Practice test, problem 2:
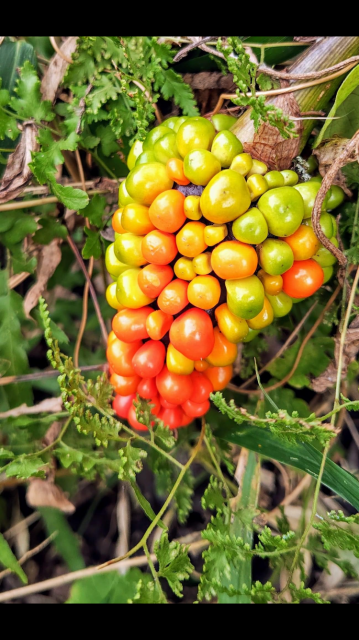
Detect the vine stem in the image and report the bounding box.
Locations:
[0,365,106,387]
[49,37,73,64]
[99,420,206,570]
[204,435,233,499]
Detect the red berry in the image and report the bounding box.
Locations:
[170,309,215,361]
[156,366,193,405]
[158,407,184,430]
[113,394,135,420]
[183,399,211,418]
[190,371,213,404]
[132,341,166,378]
[137,377,158,400]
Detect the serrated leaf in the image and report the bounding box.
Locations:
[95,124,120,157]
[155,533,194,598]
[129,578,167,604]
[267,336,334,389]
[30,130,79,185]
[10,61,54,123]
[0,533,28,584]
[6,457,46,480]
[80,194,106,229]
[82,228,102,260]
[51,182,89,211]
[67,569,146,604]
[54,448,84,469]
[118,443,147,483]
[156,69,198,116]
[0,86,19,141]
[33,217,68,245]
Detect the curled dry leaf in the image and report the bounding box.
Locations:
[312,316,359,393]
[313,138,355,196]
[0,397,63,419]
[24,239,62,318]
[244,91,304,170]
[27,480,75,515]
[41,36,79,103]
[0,123,39,204]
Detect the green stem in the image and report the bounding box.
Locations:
[90,151,119,182]
[143,542,163,595]
[204,435,234,499]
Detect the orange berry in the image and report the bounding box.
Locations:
[258,270,283,296]
[149,190,186,233]
[211,241,258,280]
[112,307,151,343]
[121,203,156,236]
[146,310,174,341]
[138,264,173,298]
[112,208,126,234]
[110,373,141,397]
[195,360,210,373]
[188,275,221,310]
[142,230,178,265]
[166,158,190,186]
[107,339,142,377]
[206,328,238,367]
[176,222,208,258]
[283,225,321,261]
[158,279,189,316]
[204,365,234,391]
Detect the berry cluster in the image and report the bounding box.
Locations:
[106,115,344,431]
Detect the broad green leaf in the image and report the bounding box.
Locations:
[25,37,53,60]
[6,458,46,480]
[33,217,68,245]
[0,533,28,584]
[80,194,106,228]
[213,413,359,511]
[51,182,89,211]
[267,336,334,389]
[10,61,54,123]
[315,64,359,146]
[0,448,14,460]
[40,508,85,572]
[0,40,37,93]
[82,228,102,260]
[67,569,146,604]
[0,85,19,141]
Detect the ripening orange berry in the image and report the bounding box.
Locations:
[166,158,190,186]
[206,328,238,367]
[146,310,174,341]
[142,230,178,265]
[282,225,321,261]
[211,241,258,280]
[138,264,174,298]
[204,365,234,392]
[112,208,126,234]
[176,222,208,258]
[188,275,221,311]
[158,279,189,316]
[149,190,187,233]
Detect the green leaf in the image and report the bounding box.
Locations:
[267,336,334,389]
[10,61,54,123]
[0,40,37,93]
[316,64,359,146]
[129,578,167,604]
[155,533,194,598]
[33,217,68,245]
[130,481,166,529]
[67,569,146,604]
[95,124,120,157]
[214,415,359,511]
[6,457,46,480]
[40,508,85,572]
[0,448,15,460]
[51,182,89,211]
[0,85,19,141]
[30,129,79,186]
[80,194,107,228]
[157,69,198,116]
[118,443,147,483]
[0,533,28,584]
[82,228,102,260]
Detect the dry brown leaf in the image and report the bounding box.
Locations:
[27,480,75,515]
[0,123,39,204]
[41,37,78,103]
[313,138,356,196]
[183,72,235,91]
[313,316,359,393]
[24,240,62,318]
[0,397,63,419]
[245,92,304,170]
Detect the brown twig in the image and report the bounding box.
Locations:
[344,412,359,450]
[0,533,58,582]
[66,234,108,347]
[312,131,359,268]
[49,37,73,65]
[228,286,342,397]
[76,84,94,135]
[0,365,107,388]
[173,37,223,62]
[258,56,359,81]
[0,189,111,213]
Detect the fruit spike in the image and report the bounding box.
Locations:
[106,116,345,432]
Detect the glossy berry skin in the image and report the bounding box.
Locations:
[146,310,174,341]
[137,377,158,400]
[158,280,189,316]
[136,151,157,166]
[113,394,136,420]
[119,180,135,207]
[154,132,181,164]
[193,253,213,276]
[313,239,338,268]
[201,170,251,224]
[110,373,141,397]
[190,371,213,404]
[106,282,124,311]
[204,366,234,392]
[117,269,155,310]
[149,190,186,233]
[283,225,321,261]
[170,309,215,361]
[184,150,221,186]
[258,187,305,237]
[206,327,238,367]
[267,292,293,318]
[258,270,283,296]
[138,264,173,298]
[211,131,244,168]
[248,159,268,177]
[226,276,265,320]
[167,344,194,376]
[204,224,228,247]
[164,116,188,132]
[132,341,166,379]
[188,275,221,311]
[259,239,294,277]
[265,171,285,189]
[143,126,171,151]
[230,153,253,177]
[106,243,129,279]
[174,257,196,281]
[212,114,237,131]
[142,230,178,266]
[107,339,142,377]
[247,297,274,331]
[126,163,174,206]
[158,407,184,431]
[112,209,126,234]
[166,158,190,186]
[293,182,328,219]
[303,213,334,239]
[112,307,151,343]
[121,203,155,236]
[127,140,144,171]
[215,304,249,344]
[194,360,210,373]
[156,366,193,405]
[247,175,269,201]
[326,185,345,211]
[176,117,216,157]
[176,222,207,258]
[184,195,202,221]
[211,241,258,281]
[282,260,324,299]
[323,265,334,284]
[115,234,148,268]
[183,399,210,419]
[232,209,268,245]
[243,328,260,343]
[281,170,299,187]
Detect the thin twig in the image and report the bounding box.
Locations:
[173,37,223,62]
[0,533,58,582]
[49,37,73,64]
[0,365,107,387]
[2,513,41,541]
[0,189,111,213]
[66,234,108,347]
[344,412,359,450]
[258,56,359,81]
